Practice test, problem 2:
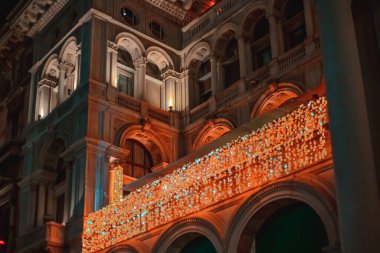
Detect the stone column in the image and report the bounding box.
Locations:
[63,162,72,224]
[210,56,218,95]
[317,0,380,253]
[58,62,67,103]
[28,72,36,123]
[29,183,38,229]
[217,58,224,91]
[107,41,119,88]
[162,70,179,110]
[74,45,81,91]
[134,56,147,100]
[303,0,314,37]
[37,182,47,226]
[267,14,280,58]
[238,36,247,78]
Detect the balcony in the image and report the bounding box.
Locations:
[188,36,321,126]
[83,97,330,253]
[17,222,65,253]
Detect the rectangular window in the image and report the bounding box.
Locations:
[117,69,134,96]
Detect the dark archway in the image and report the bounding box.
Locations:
[180,235,217,253]
[166,232,217,253]
[246,202,328,253]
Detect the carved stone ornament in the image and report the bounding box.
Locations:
[107,41,119,52]
[38,78,58,88]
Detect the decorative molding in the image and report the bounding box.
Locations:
[0,0,69,55]
[107,40,119,52]
[38,78,58,88]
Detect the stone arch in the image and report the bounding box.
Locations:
[152,217,224,253]
[212,22,239,56]
[185,41,211,68]
[250,82,303,119]
[193,118,235,151]
[42,54,60,80]
[116,124,170,164]
[107,243,140,253]
[146,46,174,72]
[238,1,269,38]
[38,129,71,170]
[116,33,145,62]
[225,180,340,252]
[59,36,78,63]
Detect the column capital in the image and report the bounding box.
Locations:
[161,69,182,80]
[107,41,119,52]
[133,55,148,67]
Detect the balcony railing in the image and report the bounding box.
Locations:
[182,0,252,45]
[216,82,240,107]
[189,101,211,124]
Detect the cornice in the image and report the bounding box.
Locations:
[0,0,69,56]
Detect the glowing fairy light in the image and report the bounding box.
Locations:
[82,97,329,253]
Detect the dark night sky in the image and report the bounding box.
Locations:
[0,1,22,28]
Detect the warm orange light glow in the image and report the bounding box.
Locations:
[82,97,329,253]
[169,97,173,108]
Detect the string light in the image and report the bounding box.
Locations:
[82,97,329,253]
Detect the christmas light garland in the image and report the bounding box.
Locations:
[83,97,329,253]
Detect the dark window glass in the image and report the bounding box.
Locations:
[117,73,134,96]
[198,59,212,103]
[121,8,137,25]
[283,0,306,50]
[256,46,272,68]
[253,16,270,41]
[225,38,238,60]
[149,21,165,39]
[284,0,304,20]
[125,140,153,178]
[288,24,306,49]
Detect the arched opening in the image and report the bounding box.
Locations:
[189,57,212,107]
[39,138,68,225]
[186,42,212,108]
[214,28,240,89]
[117,48,135,96]
[242,9,272,71]
[251,83,302,119]
[145,61,164,108]
[145,48,173,109]
[223,37,240,88]
[251,16,271,69]
[124,139,153,178]
[275,0,306,51]
[60,40,79,99]
[36,56,59,119]
[167,233,217,253]
[239,202,328,253]
[193,119,234,151]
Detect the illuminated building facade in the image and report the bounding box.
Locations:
[0,0,379,253]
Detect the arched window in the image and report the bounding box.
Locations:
[124,140,153,179]
[117,49,135,96]
[36,58,59,119]
[198,59,212,103]
[121,7,137,26]
[145,61,163,108]
[251,15,271,69]
[223,38,240,88]
[282,0,306,50]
